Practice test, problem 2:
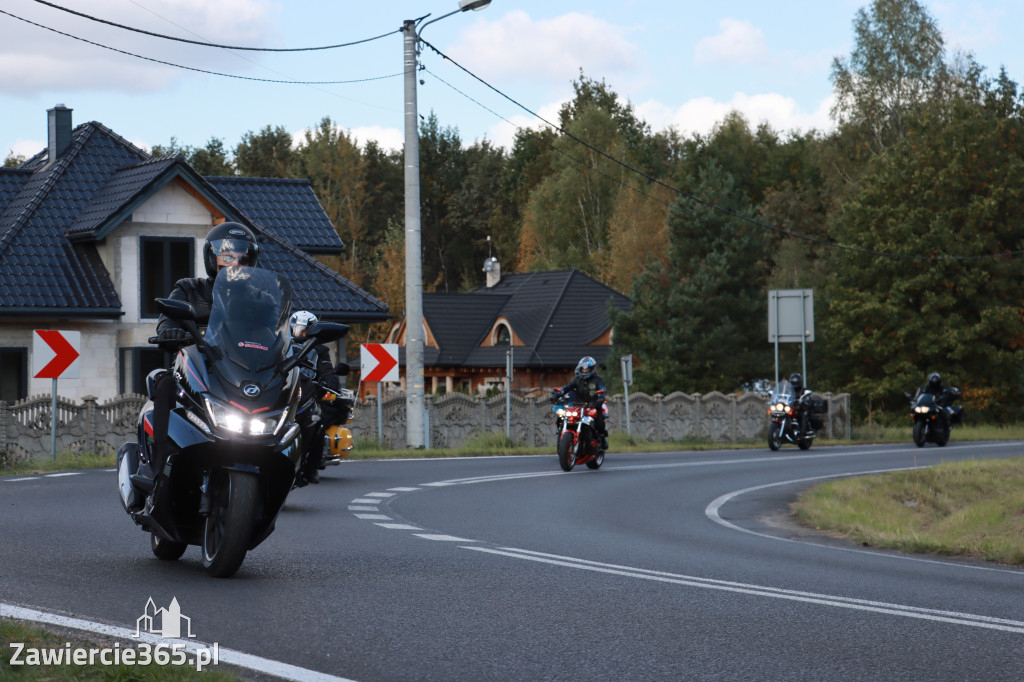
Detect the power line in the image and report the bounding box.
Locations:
[32,0,398,51]
[420,38,1024,263]
[0,9,402,85]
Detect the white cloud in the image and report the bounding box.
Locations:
[446,10,639,90]
[638,92,836,139]
[0,0,278,92]
[349,125,403,153]
[694,18,770,67]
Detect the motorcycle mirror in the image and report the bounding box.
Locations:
[155,297,197,321]
[280,337,317,375]
[307,321,350,344]
[335,361,350,376]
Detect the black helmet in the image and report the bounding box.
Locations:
[789,373,803,389]
[928,372,942,389]
[203,222,259,277]
[576,356,597,379]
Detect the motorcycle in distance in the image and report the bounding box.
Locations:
[550,388,605,472]
[903,385,963,447]
[767,379,816,451]
[291,353,356,486]
[115,266,349,577]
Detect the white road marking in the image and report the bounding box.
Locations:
[375,523,421,530]
[347,506,380,512]
[465,546,1024,634]
[353,514,390,520]
[349,498,382,504]
[45,472,82,478]
[387,487,420,492]
[0,603,356,682]
[414,534,475,542]
[363,492,395,497]
[4,477,41,482]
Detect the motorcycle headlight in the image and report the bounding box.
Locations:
[556,408,566,418]
[204,396,285,436]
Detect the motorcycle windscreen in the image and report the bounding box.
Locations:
[203,266,293,385]
[914,392,936,409]
[769,380,795,403]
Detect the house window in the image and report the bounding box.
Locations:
[120,347,172,396]
[493,323,511,346]
[0,348,28,403]
[140,237,193,319]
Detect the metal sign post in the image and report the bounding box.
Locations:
[620,355,633,437]
[505,346,513,440]
[767,290,814,385]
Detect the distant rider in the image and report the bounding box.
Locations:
[290,310,341,485]
[553,356,609,451]
[915,372,962,429]
[789,372,811,433]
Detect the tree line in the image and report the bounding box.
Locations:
[7,0,1023,423]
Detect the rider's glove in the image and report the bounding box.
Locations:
[157,328,187,342]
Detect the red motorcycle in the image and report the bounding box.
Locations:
[551,392,605,472]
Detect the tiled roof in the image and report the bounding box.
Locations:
[422,269,631,370]
[207,177,342,253]
[0,117,387,322]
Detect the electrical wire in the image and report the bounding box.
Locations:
[420,38,1024,263]
[31,0,399,51]
[0,9,402,85]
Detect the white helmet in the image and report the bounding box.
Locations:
[289,310,318,339]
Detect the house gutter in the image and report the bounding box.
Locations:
[0,308,124,318]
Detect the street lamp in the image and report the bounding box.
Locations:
[401,0,491,448]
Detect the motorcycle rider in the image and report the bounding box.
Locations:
[289,310,341,485]
[916,372,962,430]
[553,356,608,451]
[141,222,260,485]
[789,372,811,433]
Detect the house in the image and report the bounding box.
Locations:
[0,105,389,403]
[385,261,632,396]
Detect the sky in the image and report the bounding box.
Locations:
[3,0,1024,161]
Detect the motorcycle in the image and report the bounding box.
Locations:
[766,379,818,451]
[116,266,349,577]
[904,386,963,447]
[320,383,356,465]
[292,353,355,486]
[550,390,605,472]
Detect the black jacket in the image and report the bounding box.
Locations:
[560,373,606,406]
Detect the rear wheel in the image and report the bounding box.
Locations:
[913,421,927,447]
[768,423,782,451]
[202,470,259,578]
[585,448,604,469]
[151,533,187,561]
[557,432,576,472]
[936,424,950,446]
[797,437,812,451]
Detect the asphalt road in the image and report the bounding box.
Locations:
[3,441,1024,681]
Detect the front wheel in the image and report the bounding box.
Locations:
[202,470,259,578]
[768,422,782,451]
[151,532,187,561]
[557,431,576,472]
[913,421,926,447]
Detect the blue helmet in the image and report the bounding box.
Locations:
[576,356,597,379]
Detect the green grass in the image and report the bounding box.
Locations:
[1,620,240,680]
[792,457,1024,565]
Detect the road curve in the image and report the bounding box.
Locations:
[2,441,1023,680]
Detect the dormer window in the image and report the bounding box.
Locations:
[493,322,511,346]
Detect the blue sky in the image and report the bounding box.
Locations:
[3,0,1023,160]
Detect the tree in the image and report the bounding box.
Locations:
[822,69,1024,420]
[830,0,946,154]
[233,125,295,178]
[294,117,369,285]
[150,136,233,176]
[610,162,769,394]
[417,113,467,292]
[3,153,26,168]
[445,139,508,290]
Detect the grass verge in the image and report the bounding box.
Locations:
[792,457,1024,565]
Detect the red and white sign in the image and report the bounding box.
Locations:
[360,343,399,382]
[32,329,81,380]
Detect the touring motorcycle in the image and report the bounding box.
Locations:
[291,349,355,486]
[550,390,605,472]
[904,386,963,447]
[766,379,822,451]
[116,266,349,577]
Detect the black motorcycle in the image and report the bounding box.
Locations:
[767,379,820,451]
[116,266,349,577]
[904,386,963,447]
